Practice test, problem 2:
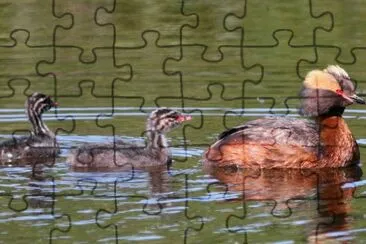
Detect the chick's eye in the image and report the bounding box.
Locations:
[171,117,179,123]
[169,114,179,119]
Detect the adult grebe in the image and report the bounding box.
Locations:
[204,65,365,168]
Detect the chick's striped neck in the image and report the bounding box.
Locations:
[146,119,168,149]
[27,102,53,137]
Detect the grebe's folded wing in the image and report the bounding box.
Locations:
[218,126,249,140]
[217,117,319,148]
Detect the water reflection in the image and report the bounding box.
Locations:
[203,164,362,243]
[1,160,60,212]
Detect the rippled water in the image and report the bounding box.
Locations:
[0,108,366,243]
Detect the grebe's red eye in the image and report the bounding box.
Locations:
[336,89,343,96]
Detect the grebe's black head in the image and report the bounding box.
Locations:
[26,92,58,115]
[147,108,192,133]
[300,65,365,117]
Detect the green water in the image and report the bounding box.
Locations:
[1,0,366,243]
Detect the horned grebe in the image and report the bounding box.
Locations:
[204,65,365,168]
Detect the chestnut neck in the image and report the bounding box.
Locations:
[315,106,348,136]
[314,104,353,144]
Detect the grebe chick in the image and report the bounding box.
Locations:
[68,108,192,169]
[0,93,59,162]
[204,65,365,169]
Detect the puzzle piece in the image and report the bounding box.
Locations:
[235,32,317,115]
[97,172,204,243]
[193,166,262,243]
[96,0,196,47]
[36,47,132,96]
[53,81,144,135]
[181,0,244,60]
[312,0,366,63]
[225,0,332,46]
[54,0,115,62]
[113,32,183,107]
[0,0,72,46]
[0,31,54,96]
[49,177,120,243]
[95,168,163,242]
[163,45,263,108]
[0,169,71,243]
[0,79,30,109]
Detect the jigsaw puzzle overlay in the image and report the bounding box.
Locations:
[1,0,366,243]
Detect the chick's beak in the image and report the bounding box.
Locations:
[350,94,366,104]
[177,115,192,122]
[48,96,58,107]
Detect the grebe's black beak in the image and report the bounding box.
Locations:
[350,94,365,104]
